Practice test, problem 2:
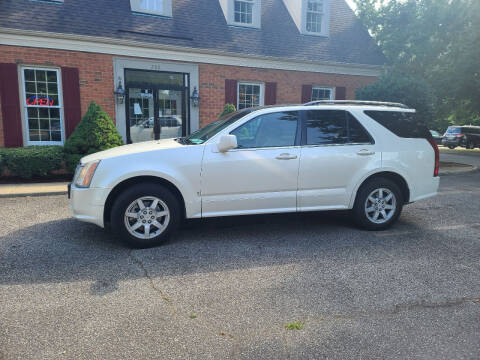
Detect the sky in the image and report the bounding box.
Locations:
[345,0,357,10]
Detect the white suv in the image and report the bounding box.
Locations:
[69,101,440,248]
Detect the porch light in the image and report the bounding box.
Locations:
[190,87,200,107]
[114,78,125,104]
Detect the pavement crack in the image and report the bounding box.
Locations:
[129,250,177,314]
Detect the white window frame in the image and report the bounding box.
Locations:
[233,0,254,25]
[130,0,172,17]
[221,0,261,28]
[237,82,264,110]
[302,0,330,36]
[311,86,334,101]
[20,66,65,146]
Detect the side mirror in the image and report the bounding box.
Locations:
[217,135,238,153]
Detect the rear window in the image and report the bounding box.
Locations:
[446,127,461,134]
[364,111,430,139]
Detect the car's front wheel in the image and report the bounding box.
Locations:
[353,177,403,231]
[111,183,181,248]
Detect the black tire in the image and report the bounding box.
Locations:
[448,145,456,149]
[466,141,474,150]
[110,182,181,248]
[352,177,403,231]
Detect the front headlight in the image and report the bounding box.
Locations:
[74,160,100,188]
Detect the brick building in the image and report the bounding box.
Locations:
[0,0,385,147]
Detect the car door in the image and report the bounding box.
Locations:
[201,110,301,217]
[297,109,380,210]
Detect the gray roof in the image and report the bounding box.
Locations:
[0,0,386,66]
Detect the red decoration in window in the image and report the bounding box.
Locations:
[26,95,54,106]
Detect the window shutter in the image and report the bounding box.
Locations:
[61,67,82,139]
[335,86,346,100]
[225,79,238,106]
[301,84,313,103]
[264,82,277,105]
[0,63,23,147]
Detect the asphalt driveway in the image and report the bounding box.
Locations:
[1,170,479,359]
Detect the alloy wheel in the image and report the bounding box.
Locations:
[124,196,170,239]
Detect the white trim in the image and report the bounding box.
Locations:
[0,27,382,77]
[311,86,334,101]
[19,66,65,146]
[237,82,264,109]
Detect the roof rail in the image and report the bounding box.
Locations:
[304,100,410,109]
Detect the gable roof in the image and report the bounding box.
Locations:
[0,0,386,67]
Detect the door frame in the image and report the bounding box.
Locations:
[124,68,190,143]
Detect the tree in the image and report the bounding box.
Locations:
[64,102,124,171]
[354,0,480,128]
[356,71,436,127]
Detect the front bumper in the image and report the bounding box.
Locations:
[69,185,111,228]
[442,138,463,147]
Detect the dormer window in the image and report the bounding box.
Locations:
[306,0,323,33]
[130,0,172,17]
[282,0,330,36]
[234,0,254,24]
[219,0,261,28]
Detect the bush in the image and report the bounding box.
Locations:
[0,146,64,179]
[356,71,436,126]
[64,102,123,171]
[218,104,236,119]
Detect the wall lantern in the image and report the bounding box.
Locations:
[190,86,200,107]
[114,78,125,104]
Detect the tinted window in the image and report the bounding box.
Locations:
[348,112,373,144]
[231,111,298,148]
[304,110,373,145]
[364,111,430,139]
[305,110,348,145]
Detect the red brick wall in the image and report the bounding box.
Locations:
[198,63,377,126]
[0,45,115,146]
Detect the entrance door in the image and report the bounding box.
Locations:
[125,69,189,143]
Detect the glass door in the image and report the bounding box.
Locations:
[157,89,184,140]
[125,69,189,144]
[127,88,155,143]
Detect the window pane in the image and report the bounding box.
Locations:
[364,111,430,139]
[234,0,253,24]
[305,110,348,145]
[48,82,58,95]
[238,83,261,109]
[47,71,57,82]
[348,113,372,143]
[25,69,35,82]
[51,131,62,142]
[29,130,40,141]
[311,88,332,101]
[25,82,36,94]
[231,111,298,148]
[28,118,39,130]
[36,70,46,82]
[306,0,323,33]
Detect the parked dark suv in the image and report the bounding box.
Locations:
[442,125,480,149]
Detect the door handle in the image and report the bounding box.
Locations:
[357,149,375,156]
[276,153,298,160]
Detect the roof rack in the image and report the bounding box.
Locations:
[304,100,410,109]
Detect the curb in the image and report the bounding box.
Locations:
[0,191,68,199]
[439,165,478,175]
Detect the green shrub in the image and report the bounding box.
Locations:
[64,102,123,171]
[0,146,64,179]
[218,104,236,119]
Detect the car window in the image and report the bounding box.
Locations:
[364,111,430,139]
[304,110,348,145]
[231,111,299,149]
[348,112,373,144]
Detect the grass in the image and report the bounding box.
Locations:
[189,313,197,319]
[285,321,304,330]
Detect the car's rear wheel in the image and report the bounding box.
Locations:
[466,140,474,149]
[448,145,456,149]
[111,183,181,248]
[353,177,403,231]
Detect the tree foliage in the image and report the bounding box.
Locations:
[64,102,123,170]
[218,104,236,119]
[354,0,480,130]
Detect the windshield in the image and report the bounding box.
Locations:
[185,109,253,144]
[429,130,440,137]
[446,127,461,134]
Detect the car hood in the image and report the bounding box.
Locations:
[81,138,183,164]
